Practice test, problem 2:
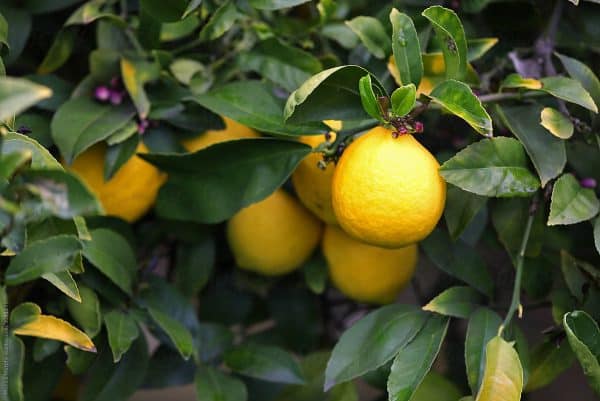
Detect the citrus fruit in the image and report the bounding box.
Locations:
[322,225,417,304]
[227,189,322,276]
[331,126,445,248]
[67,142,165,222]
[182,116,259,152]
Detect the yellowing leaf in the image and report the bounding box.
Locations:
[475,336,523,401]
[13,315,96,352]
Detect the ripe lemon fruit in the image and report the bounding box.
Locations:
[292,133,337,224]
[67,142,165,222]
[227,189,322,276]
[322,225,417,304]
[331,126,445,248]
[182,116,259,152]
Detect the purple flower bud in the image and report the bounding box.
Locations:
[109,91,124,105]
[137,119,150,134]
[580,178,597,189]
[94,86,111,102]
[110,76,121,88]
[414,121,424,133]
[398,126,408,135]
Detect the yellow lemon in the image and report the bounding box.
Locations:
[227,189,322,276]
[322,225,417,304]
[182,116,259,152]
[67,142,165,222]
[331,126,446,248]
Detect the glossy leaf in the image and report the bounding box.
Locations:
[324,304,427,390]
[225,344,305,384]
[284,65,386,123]
[0,77,52,120]
[423,286,484,319]
[467,38,498,62]
[387,316,449,401]
[303,254,328,294]
[139,0,187,22]
[5,235,82,285]
[465,308,502,394]
[195,366,248,401]
[561,251,589,302]
[412,372,463,401]
[147,307,194,360]
[495,104,566,187]
[199,0,241,42]
[439,137,540,197]
[249,0,310,9]
[475,336,523,401]
[548,173,600,225]
[539,76,598,112]
[195,81,327,135]
[3,132,61,169]
[525,340,575,392]
[444,185,487,240]
[121,58,159,119]
[51,97,136,163]
[143,139,310,223]
[37,29,76,74]
[174,236,216,297]
[390,84,416,117]
[556,52,600,109]
[104,310,140,362]
[540,107,573,139]
[491,198,544,258]
[66,285,101,337]
[428,80,492,136]
[346,16,390,59]
[564,311,600,395]
[499,73,542,90]
[358,74,383,121]
[389,9,422,87]
[422,6,468,80]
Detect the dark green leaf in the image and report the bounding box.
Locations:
[104,134,139,180]
[143,138,310,223]
[6,235,82,286]
[564,310,600,395]
[139,0,187,22]
[195,366,247,401]
[423,286,483,319]
[147,307,194,360]
[303,253,328,294]
[0,12,7,51]
[65,1,119,26]
[594,217,600,257]
[556,52,600,109]
[195,81,327,135]
[358,74,383,121]
[248,0,310,10]
[121,58,160,119]
[82,228,137,295]
[428,80,492,136]
[284,65,386,123]
[390,84,416,117]
[496,104,566,186]
[491,198,544,258]
[324,304,427,390]
[66,285,101,337]
[0,77,52,120]
[525,340,574,392]
[199,0,241,42]
[387,316,449,401]
[465,308,502,394]
[499,74,542,90]
[3,132,60,169]
[174,236,216,297]
[467,38,498,62]
[345,16,390,59]
[444,185,487,240]
[225,344,305,384]
[32,338,60,362]
[389,9,422,87]
[421,6,467,80]
[43,271,81,302]
[560,251,589,302]
[439,137,540,197]
[104,310,140,363]
[540,107,573,139]
[198,323,234,363]
[539,76,598,112]
[66,345,97,374]
[548,173,600,225]
[143,346,195,388]
[7,335,24,401]
[0,150,32,181]
[37,28,76,74]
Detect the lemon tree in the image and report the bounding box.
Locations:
[2,1,600,401]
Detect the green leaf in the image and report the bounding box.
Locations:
[525,340,575,392]
[444,185,487,240]
[225,344,305,384]
[143,346,195,388]
[199,0,241,42]
[248,0,310,10]
[539,76,598,112]
[324,304,427,390]
[491,198,544,258]
[65,345,96,374]
[560,251,589,302]
[428,80,492,136]
[195,366,248,401]
[51,97,135,163]
[495,104,566,186]
[439,137,540,197]
[139,0,187,22]
[423,286,484,319]
[390,84,416,117]
[540,107,573,139]
[303,253,328,294]
[5,235,82,286]
[421,6,467,81]
[475,336,523,401]
[387,316,449,401]
[104,134,139,180]
[465,308,502,395]
[195,81,327,135]
[42,271,81,302]
[389,9,423,87]
[345,16,391,59]
[7,335,24,401]
[121,58,160,119]
[421,229,493,296]
[147,307,194,360]
[239,38,322,92]
[142,139,310,224]
[594,217,600,257]
[284,65,386,123]
[412,372,463,401]
[197,323,234,363]
[0,12,8,51]
[82,228,137,295]
[65,1,119,26]
[358,74,383,121]
[555,52,600,109]
[174,236,216,297]
[467,38,498,62]
[0,77,52,120]
[564,310,600,395]
[548,173,600,225]
[66,285,101,337]
[499,73,542,90]
[3,132,61,169]
[104,310,140,363]
[0,149,32,181]
[37,29,76,74]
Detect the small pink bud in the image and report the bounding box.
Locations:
[580,178,597,189]
[398,126,408,135]
[94,86,110,102]
[137,119,149,134]
[110,76,121,88]
[414,121,424,133]
[392,131,399,139]
[109,91,124,105]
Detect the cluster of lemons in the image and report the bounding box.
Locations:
[66,116,445,305]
